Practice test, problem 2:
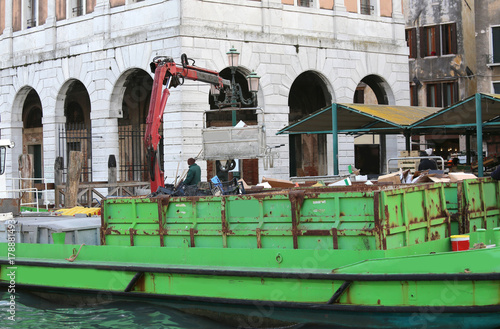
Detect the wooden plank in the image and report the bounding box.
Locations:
[66,151,83,208]
[262,176,296,188]
[19,154,33,204]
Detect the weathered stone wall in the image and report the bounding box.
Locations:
[475,0,500,93]
[404,0,477,105]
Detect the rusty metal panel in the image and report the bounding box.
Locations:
[378,183,450,249]
[0,198,20,216]
[102,183,454,251]
[462,178,500,232]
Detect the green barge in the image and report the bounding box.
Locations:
[1,178,499,328]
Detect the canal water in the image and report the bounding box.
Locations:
[0,292,336,329]
[0,292,234,329]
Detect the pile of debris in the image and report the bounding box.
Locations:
[377,170,477,184]
[148,167,481,198]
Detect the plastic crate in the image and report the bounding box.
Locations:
[209,177,241,195]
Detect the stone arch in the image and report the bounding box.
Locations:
[59,80,91,126]
[13,87,45,183]
[56,79,92,182]
[111,68,155,182]
[353,74,396,175]
[288,70,332,177]
[354,74,394,105]
[12,86,35,122]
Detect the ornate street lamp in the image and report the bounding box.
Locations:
[212,47,260,109]
[222,47,261,125]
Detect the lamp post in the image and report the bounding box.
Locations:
[225,46,260,125]
[213,47,261,177]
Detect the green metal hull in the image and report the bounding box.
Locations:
[1,179,500,328]
[1,237,499,328]
[16,287,500,329]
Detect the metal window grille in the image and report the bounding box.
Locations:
[58,123,93,183]
[72,6,83,16]
[118,124,164,182]
[298,0,313,7]
[360,4,374,15]
[27,19,36,28]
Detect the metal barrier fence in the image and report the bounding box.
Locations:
[1,177,51,211]
[55,181,150,208]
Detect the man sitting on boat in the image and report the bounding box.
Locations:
[183,158,201,186]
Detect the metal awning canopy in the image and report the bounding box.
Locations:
[277,103,439,135]
[277,93,500,176]
[410,93,500,133]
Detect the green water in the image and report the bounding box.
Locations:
[0,292,234,329]
[0,293,332,329]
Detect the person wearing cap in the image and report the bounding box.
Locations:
[183,158,201,186]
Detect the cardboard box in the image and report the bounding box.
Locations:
[448,172,477,182]
[262,177,296,188]
[411,174,432,183]
[377,171,402,184]
[428,176,451,183]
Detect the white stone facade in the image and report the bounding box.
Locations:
[0,0,410,198]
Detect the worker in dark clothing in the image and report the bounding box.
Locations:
[183,158,201,186]
[418,150,438,171]
[491,166,500,180]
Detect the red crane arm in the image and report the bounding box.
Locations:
[144,55,230,192]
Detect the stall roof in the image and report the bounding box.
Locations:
[276,93,500,177]
[409,93,500,133]
[277,103,440,135]
[277,93,500,136]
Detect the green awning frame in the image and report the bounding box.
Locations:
[277,93,500,176]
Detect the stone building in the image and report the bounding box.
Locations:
[0,0,410,201]
[475,1,500,155]
[403,0,500,160]
[474,0,500,94]
[403,0,477,160]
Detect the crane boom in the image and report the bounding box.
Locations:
[145,55,230,192]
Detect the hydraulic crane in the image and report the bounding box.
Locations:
[145,54,231,192]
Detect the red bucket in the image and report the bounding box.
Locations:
[450,235,469,251]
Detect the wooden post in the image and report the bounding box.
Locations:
[108,155,117,196]
[54,157,64,207]
[19,154,33,205]
[66,151,83,208]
